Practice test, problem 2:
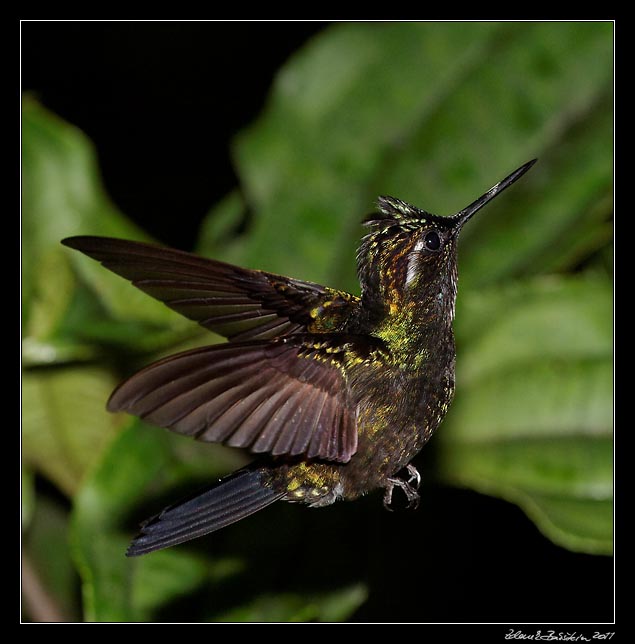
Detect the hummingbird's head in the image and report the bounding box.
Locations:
[357,160,537,319]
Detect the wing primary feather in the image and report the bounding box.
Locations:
[256,386,305,455]
[289,388,327,456]
[232,386,296,451]
[121,361,264,429]
[176,370,278,441]
[308,394,336,460]
[270,387,315,456]
[222,383,288,447]
[108,344,262,412]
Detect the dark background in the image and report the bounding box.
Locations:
[21,21,614,624]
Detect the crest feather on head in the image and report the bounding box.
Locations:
[362,196,456,232]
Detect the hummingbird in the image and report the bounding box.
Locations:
[62,159,536,556]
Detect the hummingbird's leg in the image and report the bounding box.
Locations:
[383,476,420,511]
[406,464,421,490]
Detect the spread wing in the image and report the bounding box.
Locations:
[107,335,363,463]
[61,236,359,341]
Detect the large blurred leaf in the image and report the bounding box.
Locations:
[455,275,612,382]
[22,365,124,495]
[436,275,613,554]
[22,98,190,361]
[227,21,612,293]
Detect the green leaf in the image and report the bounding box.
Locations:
[456,275,613,383]
[132,551,245,620]
[437,276,613,554]
[195,189,250,265]
[231,22,612,293]
[212,584,367,622]
[24,243,76,341]
[519,495,612,553]
[22,97,137,319]
[22,364,124,496]
[21,466,35,531]
[23,493,80,621]
[22,97,186,353]
[71,420,246,621]
[72,530,220,622]
[458,99,613,289]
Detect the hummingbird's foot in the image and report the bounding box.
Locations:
[406,464,421,490]
[383,475,420,512]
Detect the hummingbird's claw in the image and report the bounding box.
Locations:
[383,473,420,511]
[406,464,421,490]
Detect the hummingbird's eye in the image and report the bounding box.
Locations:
[424,230,441,252]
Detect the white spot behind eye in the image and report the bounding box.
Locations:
[405,239,426,287]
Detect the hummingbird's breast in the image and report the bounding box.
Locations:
[336,331,456,499]
[272,302,458,506]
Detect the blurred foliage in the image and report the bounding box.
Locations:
[22,22,613,621]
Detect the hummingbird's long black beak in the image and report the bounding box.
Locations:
[453,159,537,227]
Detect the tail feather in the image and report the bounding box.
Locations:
[126,468,283,556]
